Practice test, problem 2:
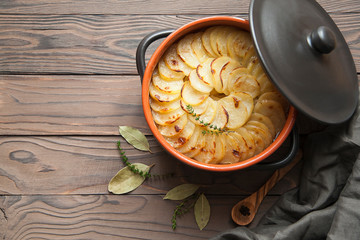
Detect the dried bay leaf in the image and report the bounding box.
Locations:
[119,126,151,152]
[194,193,210,230]
[163,183,200,200]
[108,163,151,194]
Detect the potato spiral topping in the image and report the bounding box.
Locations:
[149,26,289,164]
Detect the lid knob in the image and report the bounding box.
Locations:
[308,26,336,54]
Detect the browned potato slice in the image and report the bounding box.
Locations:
[163,44,192,76]
[248,113,276,138]
[235,127,256,159]
[201,27,218,57]
[247,58,265,78]
[188,68,213,93]
[149,80,181,103]
[209,26,235,57]
[254,100,286,133]
[150,98,180,113]
[177,33,200,68]
[256,73,277,94]
[220,60,242,94]
[229,92,254,117]
[244,126,265,154]
[219,94,249,129]
[227,30,252,59]
[177,124,202,154]
[191,32,211,63]
[208,102,229,130]
[158,57,185,81]
[152,68,184,94]
[229,131,250,161]
[225,67,260,98]
[180,97,210,116]
[181,81,209,106]
[220,132,246,164]
[188,98,217,126]
[246,121,273,146]
[197,58,215,87]
[157,114,188,137]
[212,134,226,164]
[152,107,185,125]
[211,56,232,93]
[242,46,258,67]
[258,91,289,112]
[194,133,217,163]
[184,126,206,158]
[165,120,195,148]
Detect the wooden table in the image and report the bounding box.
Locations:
[0,1,359,239]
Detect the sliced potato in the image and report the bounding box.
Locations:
[235,127,256,159]
[176,124,202,154]
[152,68,184,94]
[230,92,254,116]
[181,81,209,106]
[208,102,229,130]
[241,46,257,67]
[188,68,213,93]
[211,56,232,93]
[165,120,195,148]
[256,73,277,94]
[201,27,218,57]
[220,60,242,94]
[229,131,249,161]
[248,113,276,138]
[163,44,192,75]
[150,98,180,113]
[231,72,260,98]
[149,80,181,103]
[254,100,286,133]
[212,134,226,164]
[194,133,218,163]
[244,126,265,155]
[191,32,211,63]
[152,107,185,125]
[227,30,252,59]
[180,97,210,116]
[247,59,264,78]
[246,120,273,146]
[214,26,237,56]
[197,58,215,87]
[219,94,249,129]
[188,98,217,126]
[220,133,243,164]
[157,114,188,137]
[158,57,185,80]
[177,33,200,68]
[258,91,289,112]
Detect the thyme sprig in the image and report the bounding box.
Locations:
[117,141,174,179]
[171,193,200,230]
[117,141,151,178]
[186,104,227,135]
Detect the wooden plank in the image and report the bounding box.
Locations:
[1,75,359,136]
[0,75,149,135]
[0,0,358,14]
[0,194,278,239]
[0,13,359,74]
[0,136,301,195]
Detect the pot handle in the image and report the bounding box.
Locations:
[250,123,299,170]
[136,29,174,82]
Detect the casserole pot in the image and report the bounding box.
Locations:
[135,0,358,172]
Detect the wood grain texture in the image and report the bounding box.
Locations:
[1,75,359,136]
[0,194,279,239]
[0,136,301,195]
[0,0,358,14]
[0,14,359,74]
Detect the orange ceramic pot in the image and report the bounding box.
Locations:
[136,16,298,172]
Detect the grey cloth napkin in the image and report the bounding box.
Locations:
[211,95,360,240]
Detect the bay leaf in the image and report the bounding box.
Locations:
[163,184,200,200]
[108,163,151,194]
[194,193,210,230]
[119,126,151,152]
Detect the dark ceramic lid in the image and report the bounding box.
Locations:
[249,0,358,124]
